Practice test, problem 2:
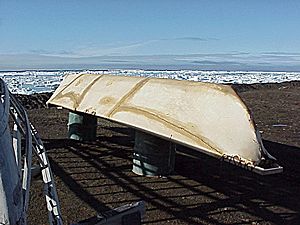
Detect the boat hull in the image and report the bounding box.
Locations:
[47,74,281,173]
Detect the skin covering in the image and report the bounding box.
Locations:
[47,74,281,173]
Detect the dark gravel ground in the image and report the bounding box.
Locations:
[17,81,300,225]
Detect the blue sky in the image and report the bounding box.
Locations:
[1,0,300,71]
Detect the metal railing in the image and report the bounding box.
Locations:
[4,81,144,225]
[9,92,63,225]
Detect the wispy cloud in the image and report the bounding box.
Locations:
[191,60,245,66]
[82,40,157,56]
[160,37,219,42]
[34,37,219,58]
[30,49,77,57]
[30,49,51,54]
[257,52,300,64]
[35,40,158,58]
[1,51,300,71]
[262,51,300,56]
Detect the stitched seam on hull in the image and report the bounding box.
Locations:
[53,74,85,98]
[74,75,104,109]
[114,105,223,155]
[106,77,150,117]
[52,74,104,110]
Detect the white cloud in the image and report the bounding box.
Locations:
[1,51,300,71]
[33,36,218,58]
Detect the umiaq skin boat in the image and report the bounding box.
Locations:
[1,72,282,224]
[47,73,282,175]
[0,78,145,225]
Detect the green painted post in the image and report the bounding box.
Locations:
[68,111,97,141]
[132,130,176,176]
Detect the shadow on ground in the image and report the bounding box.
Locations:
[42,127,300,225]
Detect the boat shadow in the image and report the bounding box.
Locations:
[175,139,300,224]
[43,132,300,224]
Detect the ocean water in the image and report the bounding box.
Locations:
[0,70,300,95]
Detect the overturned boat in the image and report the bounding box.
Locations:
[47,74,283,175]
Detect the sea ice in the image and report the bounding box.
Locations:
[0,70,299,94]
